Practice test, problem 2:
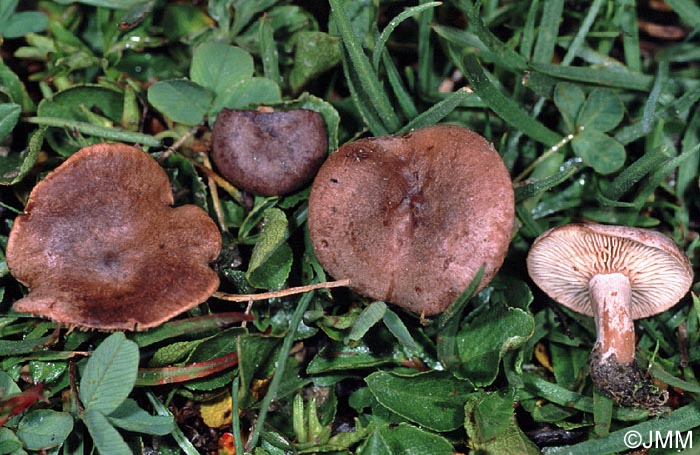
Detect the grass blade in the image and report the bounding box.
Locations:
[601,147,670,201]
[246,291,315,450]
[398,87,475,133]
[382,50,418,119]
[561,0,604,66]
[642,59,669,133]
[457,51,560,146]
[543,402,700,454]
[146,392,200,455]
[417,0,436,97]
[371,2,441,71]
[329,0,400,133]
[529,63,654,91]
[515,158,583,202]
[466,2,527,72]
[340,46,387,136]
[23,116,161,146]
[520,0,539,60]
[533,0,564,64]
[617,0,641,71]
[665,0,700,29]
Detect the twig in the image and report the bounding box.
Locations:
[212,279,351,303]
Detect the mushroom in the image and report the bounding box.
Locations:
[308,125,514,316]
[527,223,693,410]
[6,143,222,331]
[211,109,327,196]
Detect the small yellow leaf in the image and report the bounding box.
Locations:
[534,342,554,373]
[200,392,233,428]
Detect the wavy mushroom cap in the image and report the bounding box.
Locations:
[526,223,693,319]
[308,125,515,316]
[212,109,328,196]
[6,143,222,331]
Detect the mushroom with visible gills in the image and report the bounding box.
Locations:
[308,125,515,316]
[527,223,693,411]
[6,143,222,331]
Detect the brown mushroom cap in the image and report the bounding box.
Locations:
[6,143,222,331]
[526,223,693,319]
[308,125,515,316]
[211,109,327,196]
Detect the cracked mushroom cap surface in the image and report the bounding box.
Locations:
[526,223,693,319]
[308,125,515,316]
[6,143,222,331]
[211,109,327,196]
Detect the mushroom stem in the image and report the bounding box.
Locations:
[589,273,635,365]
[587,272,669,413]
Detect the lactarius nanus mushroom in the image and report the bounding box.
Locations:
[308,125,515,316]
[527,223,693,411]
[211,108,327,196]
[6,143,222,331]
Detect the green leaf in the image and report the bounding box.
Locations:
[211,77,281,117]
[190,43,254,96]
[0,336,56,356]
[571,129,626,174]
[36,84,125,156]
[347,302,387,343]
[16,410,73,450]
[83,409,131,455]
[147,79,214,126]
[465,402,540,455]
[576,89,624,132]
[382,309,419,354]
[289,32,341,93]
[52,0,150,9]
[0,11,48,38]
[0,61,33,112]
[247,242,293,290]
[37,85,123,123]
[162,3,213,41]
[107,399,174,435]
[231,0,279,36]
[553,83,585,133]
[246,207,288,277]
[358,423,455,455]
[457,306,535,386]
[79,332,139,415]
[464,391,515,443]
[366,371,473,432]
[0,428,22,455]
[0,103,19,141]
[259,15,280,85]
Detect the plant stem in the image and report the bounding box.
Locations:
[245,291,315,451]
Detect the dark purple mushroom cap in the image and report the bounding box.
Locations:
[211,109,327,196]
[6,143,222,331]
[308,125,515,316]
